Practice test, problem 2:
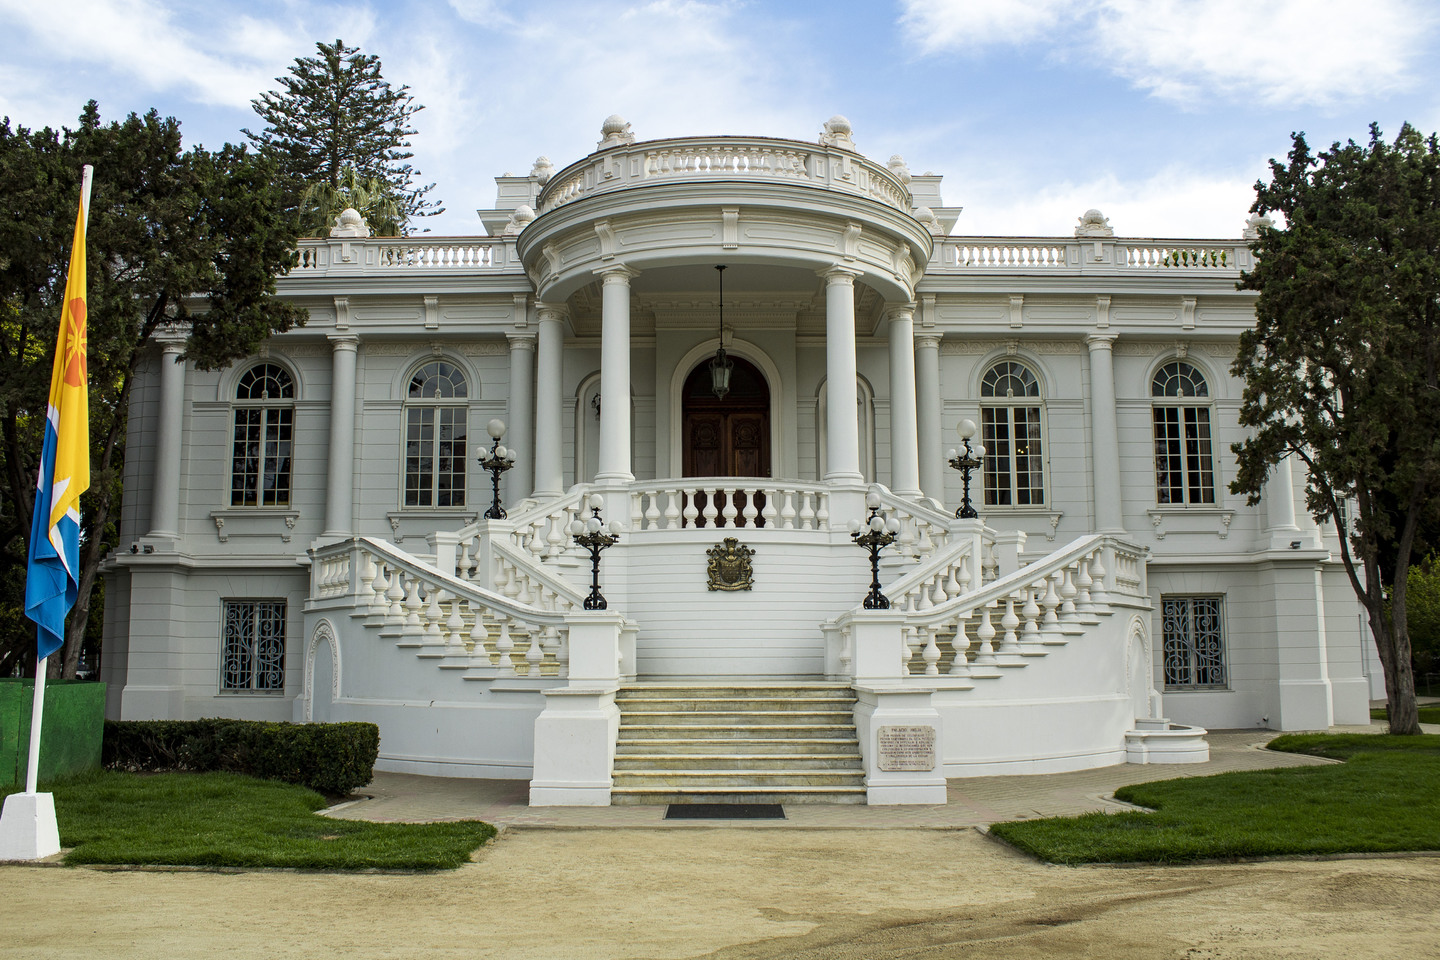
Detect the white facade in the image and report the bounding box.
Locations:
[101,117,1373,804]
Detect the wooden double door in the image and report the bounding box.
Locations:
[681,355,771,480]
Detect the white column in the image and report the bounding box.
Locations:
[1265,454,1303,547]
[506,332,536,500]
[915,334,943,502]
[887,304,921,497]
[322,336,358,537]
[596,265,637,483]
[823,266,863,482]
[1086,334,1124,532]
[149,339,186,538]
[533,303,566,498]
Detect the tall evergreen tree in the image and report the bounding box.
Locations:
[245,39,441,234]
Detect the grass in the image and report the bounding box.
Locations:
[988,734,1440,865]
[3,770,495,870]
[1371,706,1440,724]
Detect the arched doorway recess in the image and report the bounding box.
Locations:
[682,355,771,478]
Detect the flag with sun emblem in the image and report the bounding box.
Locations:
[25,167,92,662]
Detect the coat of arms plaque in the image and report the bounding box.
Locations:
[705,537,755,591]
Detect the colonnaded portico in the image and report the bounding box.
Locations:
[101,115,1374,806]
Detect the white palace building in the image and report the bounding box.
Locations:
[100,116,1374,805]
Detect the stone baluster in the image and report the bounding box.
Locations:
[664,490,682,530]
[495,621,516,677]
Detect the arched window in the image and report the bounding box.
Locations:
[980,361,1044,506]
[404,360,468,507]
[230,363,294,507]
[1151,361,1215,505]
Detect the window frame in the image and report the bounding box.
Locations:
[220,599,287,694]
[229,363,295,508]
[401,359,471,510]
[979,360,1046,508]
[1160,594,1227,690]
[1151,361,1216,506]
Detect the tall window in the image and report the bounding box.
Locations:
[231,363,294,507]
[1162,595,1226,688]
[222,600,286,692]
[1152,361,1215,505]
[404,361,468,507]
[980,361,1044,506]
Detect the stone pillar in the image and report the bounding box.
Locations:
[915,334,943,503]
[1265,454,1302,547]
[533,303,566,498]
[149,339,186,538]
[322,336,358,537]
[506,332,536,500]
[824,266,864,482]
[1086,334,1124,532]
[596,265,637,483]
[886,304,922,498]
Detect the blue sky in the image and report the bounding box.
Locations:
[3,0,1437,239]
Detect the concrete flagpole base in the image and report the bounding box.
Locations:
[0,792,61,861]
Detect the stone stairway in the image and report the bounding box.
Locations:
[610,682,867,805]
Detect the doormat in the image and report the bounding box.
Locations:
[664,803,786,820]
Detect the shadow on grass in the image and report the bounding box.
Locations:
[988,735,1440,865]
[3,770,495,871]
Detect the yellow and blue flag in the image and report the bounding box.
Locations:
[25,168,91,662]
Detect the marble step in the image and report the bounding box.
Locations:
[619,710,853,726]
[618,696,857,713]
[613,753,863,771]
[611,786,867,806]
[611,769,866,789]
[615,737,861,755]
[616,685,854,700]
[617,723,857,740]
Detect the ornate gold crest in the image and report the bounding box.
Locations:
[706,537,755,591]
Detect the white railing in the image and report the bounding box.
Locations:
[313,537,570,679]
[285,236,522,276]
[933,237,1249,277]
[537,136,912,215]
[628,480,832,532]
[866,483,958,559]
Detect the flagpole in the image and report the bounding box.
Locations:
[21,166,91,801]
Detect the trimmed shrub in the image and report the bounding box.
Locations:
[103,719,379,795]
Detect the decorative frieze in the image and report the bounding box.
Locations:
[940,339,1083,355]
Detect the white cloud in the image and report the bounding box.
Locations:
[956,166,1261,239]
[899,0,1436,108]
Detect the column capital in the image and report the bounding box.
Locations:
[327,333,360,351]
[1085,333,1118,351]
[818,264,864,285]
[506,331,538,349]
[885,302,918,323]
[915,333,943,350]
[535,300,570,323]
[594,263,640,284]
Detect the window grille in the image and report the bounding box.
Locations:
[231,364,294,507]
[1162,595,1226,687]
[403,361,468,507]
[221,600,286,692]
[980,361,1044,506]
[1152,361,1215,505]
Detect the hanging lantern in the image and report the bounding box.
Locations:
[710,265,733,399]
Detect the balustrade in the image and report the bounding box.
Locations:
[628,481,831,531]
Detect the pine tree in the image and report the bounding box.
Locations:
[244,39,441,233]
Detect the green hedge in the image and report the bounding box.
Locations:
[103,719,379,795]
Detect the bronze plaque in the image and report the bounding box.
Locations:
[706,537,755,591]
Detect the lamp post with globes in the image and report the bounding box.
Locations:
[479,419,517,520]
[947,419,986,519]
[570,493,621,610]
[850,490,902,609]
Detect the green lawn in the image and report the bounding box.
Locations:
[988,735,1440,865]
[4,770,495,870]
[1371,706,1440,724]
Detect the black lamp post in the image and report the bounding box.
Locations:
[850,490,901,609]
[479,419,517,520]
[947,418,986,520]
[570,493,620,610]
[709,265,733,399]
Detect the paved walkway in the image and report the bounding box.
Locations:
[325,725,1403,830]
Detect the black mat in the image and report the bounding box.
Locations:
[664,803,786,820]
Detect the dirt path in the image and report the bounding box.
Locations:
[4,830,1438,959]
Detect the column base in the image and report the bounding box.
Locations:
[0,793,61,861]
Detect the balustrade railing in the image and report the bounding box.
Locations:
[537,136,912,215]
[933,237,1249,277]
[866,483,957,559]
[628,480,832,532]
[286,236,520,276]
[313,537,569,678]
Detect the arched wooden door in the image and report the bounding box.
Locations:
[682,355,770,478]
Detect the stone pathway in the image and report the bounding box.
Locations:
[325,728,1354,829]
